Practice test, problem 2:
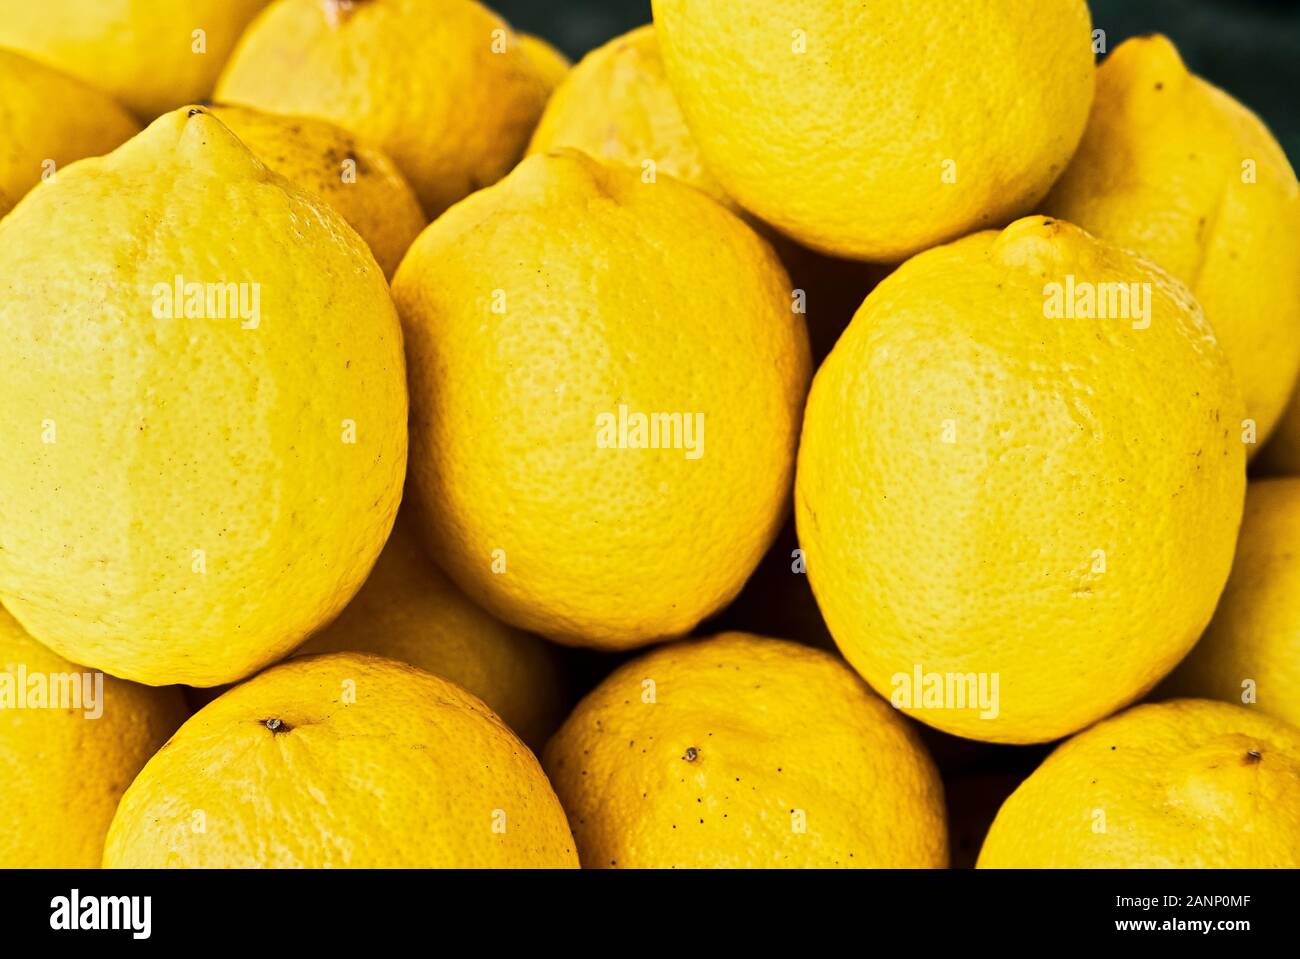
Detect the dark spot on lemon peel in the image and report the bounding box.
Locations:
[683,747,699,762]
[1246,749,1262,764]
[187,107,205,118]
[263,718,291,734]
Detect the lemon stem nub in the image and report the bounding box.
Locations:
[263,718,290,734]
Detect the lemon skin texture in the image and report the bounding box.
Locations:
[0,108,407,688]
[978,699,1300,868]
[519,33,571,96]
[216,0,553,218]
[102,653,578,867]
[1160,479,1300,729]
[393,150,811,651]
[0,49,140,217]
[1045,35,1300,455]
[528,24,731,208]
[796,215,1246,744]
[652,0,1095,262]
[544,632,947,868]
[0,606,188,867]
[296,513,567,750]
[0,1,269,120]
[206,103,427,280]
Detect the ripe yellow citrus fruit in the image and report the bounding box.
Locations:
[1045,35,1300,453]
[206,103,426,279]
[796,215,1246,744]
[103,653,579,867]
[216,0,553,217]
[393,150,811,650]
[0,49,140,217]
[544,632,947,868]
[0,0,269,120]
[295,512,567,749]
[519,33,571,95]
[1161,479,1300,729]
[527,24,730,207]
[652,0,1095,261]
[0,108,407,687]
[978,699,1300,867]
[0,605,187,867]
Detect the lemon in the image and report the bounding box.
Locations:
[103,652,578,867]
[393,150,810,650]
[651,0,1095,261]
[796,215,1245,744]
[1160,479,1300,728]
[0,108,407,687]
[0,49,140,217]
[216,0,553,217]
[544,632,947,868]
[527,24,730,207]
[0,1,269,120]
[205,104,426,280]
[0,605,187,867]
[295,512,567,749]
[1045,35,1300,453]
[978,699,1300,867]
[519,34,571,95]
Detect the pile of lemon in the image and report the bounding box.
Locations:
[1,0,1298,870]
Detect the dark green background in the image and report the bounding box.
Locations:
[496,0,1300,163]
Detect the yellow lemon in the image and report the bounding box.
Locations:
[527,24,730,207]
[0,1,269,120]
[1045,35,1300,453]
[103,653,578,867]
[1160,479,1300,728]
[978,699,1300,867]
[0,108,407,687]
[651,0,1095,261]
[205,103,426,279]
[295,512,567,749]
[0,606,187,867]
[0,48,140,217]
[519,33,571,95]
[796,215,1245,744]
[393,150,810,650]
[543,632,947,868]
[216,0,553,217]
